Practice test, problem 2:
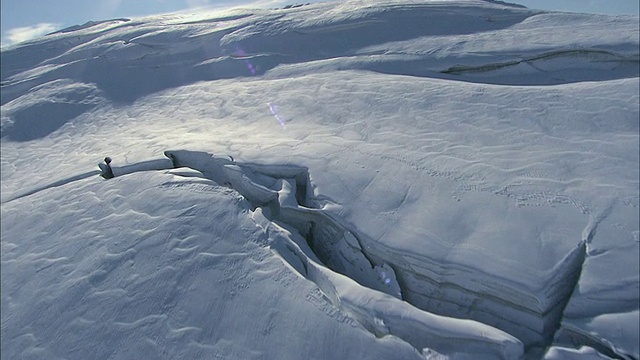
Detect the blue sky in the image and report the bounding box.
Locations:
[1,0,639,47]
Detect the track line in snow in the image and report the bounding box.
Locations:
[2,170,101,204]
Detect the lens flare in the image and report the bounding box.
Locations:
[232,46,258,75]
[375,265,392,285]
[267,102,286,127]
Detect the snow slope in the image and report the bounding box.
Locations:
[1,1,638,359]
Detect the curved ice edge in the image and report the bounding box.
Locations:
[274,177,404,299]
[257,208,524,359]
[361,236,586,312]
[441,48,639,75]
[372,238,587,347]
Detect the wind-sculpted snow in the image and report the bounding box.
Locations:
[128,150,529,358]
[159,150,590,350]
[1,0,638,359]
[2,148,628,358]
[2,0,638,109]
[2,170,431,360]
[0,79,105,141]
[1,155,522,359]
[111,150,590,352]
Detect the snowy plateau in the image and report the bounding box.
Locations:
[1,0,639,359]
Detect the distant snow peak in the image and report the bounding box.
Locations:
[49,19,131,35]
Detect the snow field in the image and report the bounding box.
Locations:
[1,0,638,358]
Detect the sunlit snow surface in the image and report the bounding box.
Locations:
[1,1,638,359]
